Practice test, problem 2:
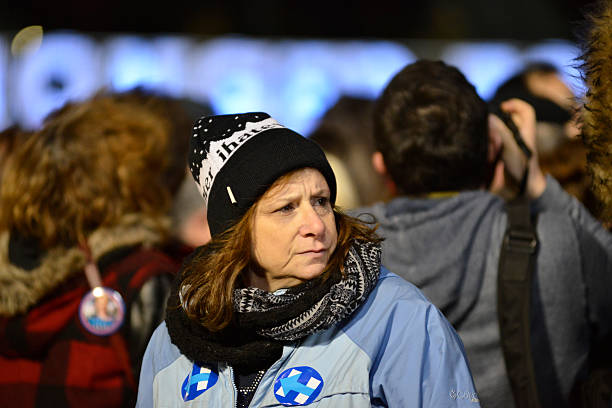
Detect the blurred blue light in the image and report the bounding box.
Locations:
[188,38,270,115]
[4,34,586,134]
[104,36,190,96]
[276,41,340,133]
[152,36,193,96]
[0,38,9,130]
[441,42,523,100]
[335,41,416,98]
[106,36,167,92]
[282,65,338,135]
[11,32,101,129]
[210,69,266,114]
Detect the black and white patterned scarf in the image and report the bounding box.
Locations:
[234,240,381,341]
[165,240,381,369]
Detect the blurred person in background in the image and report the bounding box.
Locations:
[308,96,392,209]
[0,93,184,407]
[490,62,580,152]
[488,63,602,217]
[170,174,211,248]
[137,112,479,407]
[537,138,598,218]
[112,88,214,255]
[354,60,612,408]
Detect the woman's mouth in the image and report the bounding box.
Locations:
[299,248,326,255]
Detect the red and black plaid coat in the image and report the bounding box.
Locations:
[0,247,180,408]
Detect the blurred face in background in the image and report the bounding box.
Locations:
[526,71,581,144]
[248,168,337,292]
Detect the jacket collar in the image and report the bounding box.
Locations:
[0,214,169,316]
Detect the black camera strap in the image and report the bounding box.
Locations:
[496,112,542,408]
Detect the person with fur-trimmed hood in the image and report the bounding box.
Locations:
[0,94,183,407]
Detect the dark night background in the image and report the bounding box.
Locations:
[0,0,599,40]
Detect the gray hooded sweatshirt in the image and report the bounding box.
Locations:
[353,176,612,408]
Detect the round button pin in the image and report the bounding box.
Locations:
[78,286,125,336]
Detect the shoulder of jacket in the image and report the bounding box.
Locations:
[342,267,435,337]
[376,266,433,304]
[147,322,183,374]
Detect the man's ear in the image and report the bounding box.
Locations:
[371,151,388,176]
[372,151,399,197]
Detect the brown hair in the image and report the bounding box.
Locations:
[374,60,489,195]
[0,93,173,248]
[180,171,381,332]
[110,88,213,196]
[0,125,30,185]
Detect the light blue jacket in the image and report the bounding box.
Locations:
[136,268,480,407]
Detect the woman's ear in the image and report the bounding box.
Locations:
[371,151,388,176]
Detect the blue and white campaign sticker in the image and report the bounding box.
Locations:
[78,286,125,336]
[274,366,324,406]
[182,363,219,401]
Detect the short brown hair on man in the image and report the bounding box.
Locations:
[373,60,490,195]
[0,93,173,248]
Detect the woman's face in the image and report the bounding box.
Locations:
[249,168,337,292]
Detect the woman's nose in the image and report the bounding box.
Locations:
[298,205,325,237]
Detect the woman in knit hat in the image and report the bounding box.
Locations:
[137,113,479,407]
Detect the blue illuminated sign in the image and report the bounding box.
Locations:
[0,33,582,133]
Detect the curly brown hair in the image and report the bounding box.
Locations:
[179,170,382,332]
[0,93,174,248]
[0,125,30,185]
[580,0,612,222]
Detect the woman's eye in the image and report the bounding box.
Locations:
[314,197,329,207]
[277,204,294,213]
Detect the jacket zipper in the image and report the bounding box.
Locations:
[229,365,238,408]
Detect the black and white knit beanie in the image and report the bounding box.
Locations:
[189,112,336,237]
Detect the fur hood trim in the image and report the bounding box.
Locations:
[581,1,612,221]
[0,214,169,316]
